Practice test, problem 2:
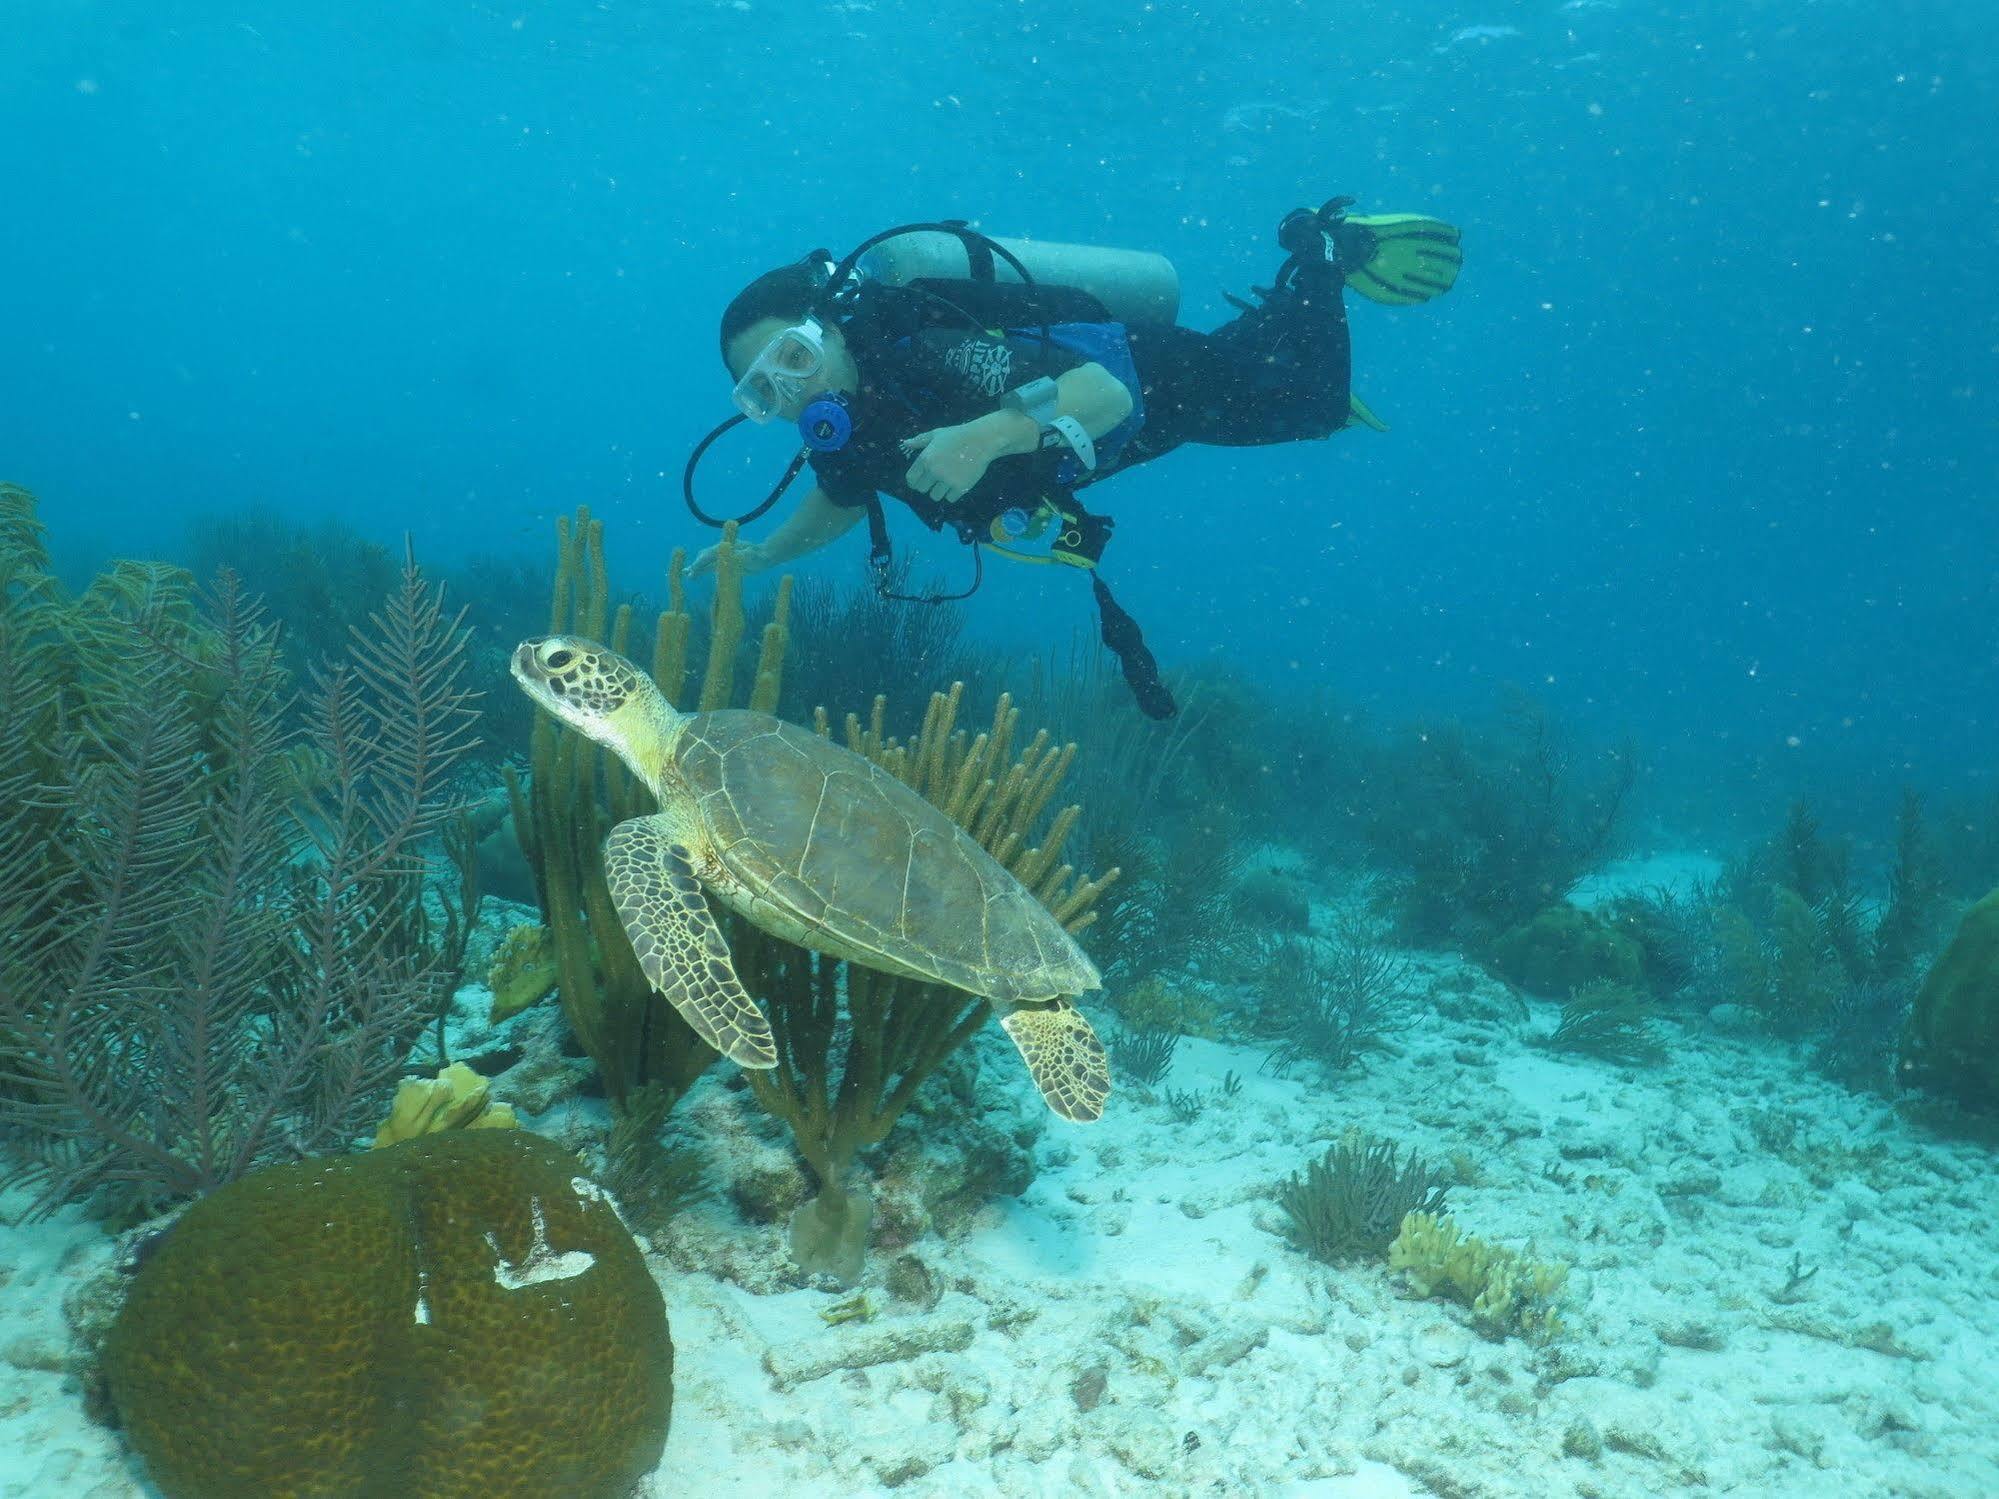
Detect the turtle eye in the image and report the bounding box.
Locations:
[544,647,575,671]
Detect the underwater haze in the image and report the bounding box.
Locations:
[5,0,1995,798]
[6,2,1999,1497]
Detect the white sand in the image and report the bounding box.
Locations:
[4,891,1996,1498]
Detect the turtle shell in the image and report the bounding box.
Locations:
[672,711,1098,1001]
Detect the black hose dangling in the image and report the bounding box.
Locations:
[682,414,810,529]
[862,496,983,605]
[1093,574,1177,719]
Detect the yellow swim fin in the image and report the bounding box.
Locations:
[1342,214,1463,306]
[1347,392,1389,432]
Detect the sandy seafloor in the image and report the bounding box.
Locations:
[3,855,1996,1498]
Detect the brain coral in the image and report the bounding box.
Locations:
[1901,887,1999,1113]
[106,1129,672,1499]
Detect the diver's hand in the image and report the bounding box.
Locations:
[900,421,1012,505]
[688,539,766,581]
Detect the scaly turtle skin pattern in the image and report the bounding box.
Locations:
[511,636,1110,1122]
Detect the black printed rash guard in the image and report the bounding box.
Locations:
[805,284,1145,535]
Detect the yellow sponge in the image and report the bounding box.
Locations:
[1390,1211,1568,1342]
[372,1062,518,1147]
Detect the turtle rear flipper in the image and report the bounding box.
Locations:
[604,814,777,1069]
[998,1001,1110,1123]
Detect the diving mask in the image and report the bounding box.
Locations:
[732,318,826,423]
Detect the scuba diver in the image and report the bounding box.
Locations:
[682,199,1461,719]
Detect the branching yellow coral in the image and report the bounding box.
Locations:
[372,1064,519,1147]
[505,511,790,1108]
[1389,1211,1569,1342]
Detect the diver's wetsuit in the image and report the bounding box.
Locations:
[1120,267,1352,462]
[806,267,1352,530]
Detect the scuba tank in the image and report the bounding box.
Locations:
[858,232,1181,326]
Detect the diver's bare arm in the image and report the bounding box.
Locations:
[690,486,862,579]
[975,363,1136,457]
[748,485,865,571]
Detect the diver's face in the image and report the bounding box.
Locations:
[726,316,856,423]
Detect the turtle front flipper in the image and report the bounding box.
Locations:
[604,814,778,1069]
[997,1001,1110,1123]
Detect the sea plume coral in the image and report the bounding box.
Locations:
[1278,1134,1449,1265]
[0,485,476,1218]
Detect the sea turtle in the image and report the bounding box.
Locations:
[510,635,1111,1122]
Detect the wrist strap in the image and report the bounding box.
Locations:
[1002,376,1061,426]
[1046,414,1097,472]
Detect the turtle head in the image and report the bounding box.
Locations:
[511,636,682,776]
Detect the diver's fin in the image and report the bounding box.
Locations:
[1347,392,1390,432]
[1341,213,1463,306]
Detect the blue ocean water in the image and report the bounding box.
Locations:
[5,1,1993,813]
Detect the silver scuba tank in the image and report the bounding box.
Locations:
[857,232,1180,325]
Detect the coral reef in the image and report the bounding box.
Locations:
[1872,791,1949,984]
[1109,974,1219,1038]
[1108,1024,1180,1088]
[774,562,1003,733]
[473,800,540,907]
[1542,980,1667,1066]
[1389,1211,1569,1342]
[1687,799,1935,1079]
[1661,798,1942,1083]
[508,512,1110,1284]
[1277,1134,1449,1265]
[1091,801,1254,986]
[1713,885,1846,1035]
[1599,881,1716,1000]
[1232,866,1313,933]
[728,682,1115,1285]
[866,1078,1041,1249]
[182,506,401,681]
[1491,902,1645,996]
[105,1130,671,1499]
[598,1082,711,1237]
[0,485,476,1218]
[1367,695,1635,947]
[184,508,554,761]
[1260,919,1418,1075]
[1813,979,1914,1095]
[1007,641,1221,977]
[1898,888,1999,1112]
